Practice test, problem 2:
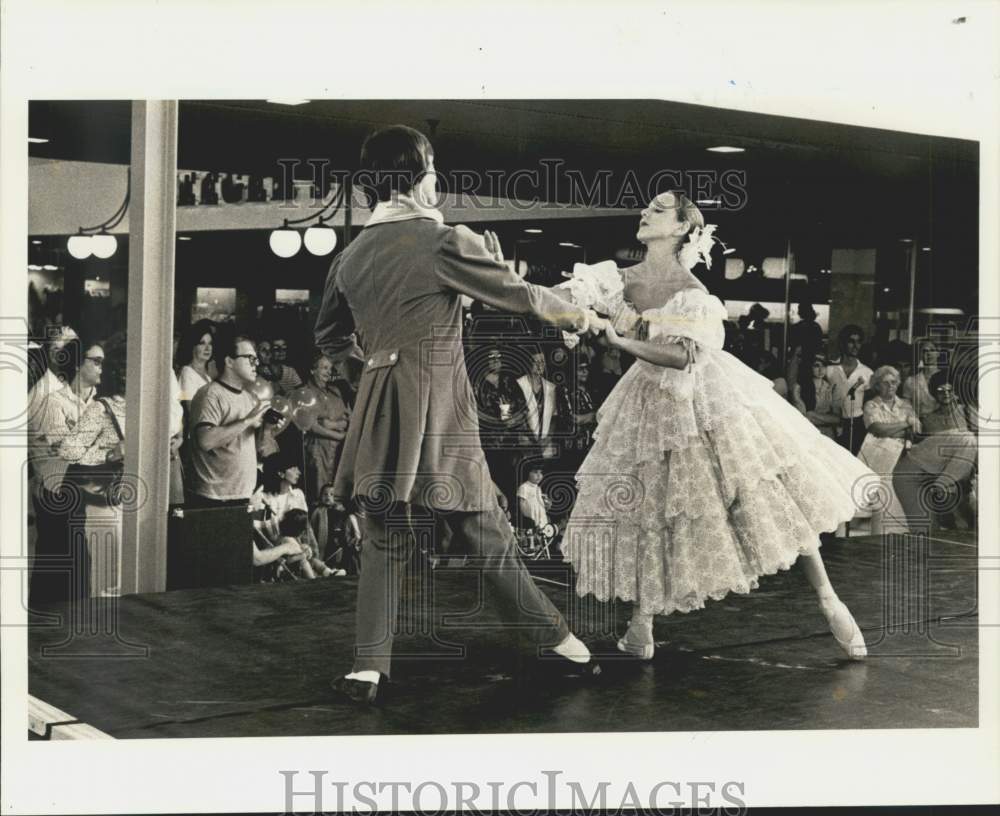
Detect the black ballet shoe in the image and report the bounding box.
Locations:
[331,675,380,705]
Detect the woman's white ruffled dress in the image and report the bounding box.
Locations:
[563,285,876,615]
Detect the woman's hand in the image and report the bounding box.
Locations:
[484,230,504,264]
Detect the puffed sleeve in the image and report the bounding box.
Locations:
[667,289,726,350]
[436,225,589,332]
[650,289,727,392]
[314,254,364,363]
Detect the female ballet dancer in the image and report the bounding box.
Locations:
[562,191,872,661]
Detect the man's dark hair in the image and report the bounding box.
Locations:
[279,508,309,539]
[359,125,432,204]
[838,324,865,355]
[214,325,253,367]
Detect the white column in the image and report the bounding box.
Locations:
[121,101,178,594]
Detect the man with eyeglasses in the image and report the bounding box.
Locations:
[187,331,272,507]
[827,324,874,455]
[29,335,103,602]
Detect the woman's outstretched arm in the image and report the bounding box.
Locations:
[600,322,689,370]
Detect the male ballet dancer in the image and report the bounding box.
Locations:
[315,125,601,704]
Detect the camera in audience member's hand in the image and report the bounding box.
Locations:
[264,407,286,425]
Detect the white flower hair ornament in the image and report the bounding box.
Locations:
[678,223,719,271]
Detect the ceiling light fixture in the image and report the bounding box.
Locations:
[66,168,130,260]
[266,98,310,106]
[922,246,932,252]
[706,146,745,153]
[268,184,345,258]
[177,235,192,241]
[31,239,42,245]
[524,228,543,234]
[558,242,579,248]
[28,137,49,144]
[696,198,721,206]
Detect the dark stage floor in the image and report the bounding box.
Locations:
[27,532,979,738]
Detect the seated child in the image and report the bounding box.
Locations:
[310,484,361,575]
[280,508,345,578]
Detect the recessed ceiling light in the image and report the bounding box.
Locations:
[177,235,192,241]
[922,246,932,252]
[28,137,49,144]
[266,98,310,106]
[883,287,891,293]
[706,146,744,153]
[31,239,42,245]
[558,242,579,247]
[899,238,913,243]
[696,199,721,206]
[524,228,543,234]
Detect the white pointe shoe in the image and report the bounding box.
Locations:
[616,619,655,660]
[820,596,867,661]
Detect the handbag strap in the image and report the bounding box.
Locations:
[99,397,125,441]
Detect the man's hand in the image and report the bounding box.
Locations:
[245,400,272,430]
[583,310,608,336]
[483,230,504,264]
[602,322,624,347]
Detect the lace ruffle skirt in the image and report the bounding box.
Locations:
[562,349,875,615]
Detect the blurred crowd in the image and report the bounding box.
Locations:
[25,296,978,602]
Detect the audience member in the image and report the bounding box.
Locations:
[901,339,941,419]
[827,324,873,454]
[858,365,919,533]
[893,369,977,532]
[255,339,279,384]
[516,461,551,530]
[310,484,361,575]
[793,352,841,438]
[277,508,340,578]
[297,350,350,503]
[921,370,973,434]
[29,335,104,602]
[187,331,271,507]
[259,457,308,520]
[473,347,519,497]
[789,302,824,358]
[26,324,78,429]
[270,335,303,393]
[558,354,598,467]
[512,349,562,460]
[176,319,217,403]
[56,342,127,597]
